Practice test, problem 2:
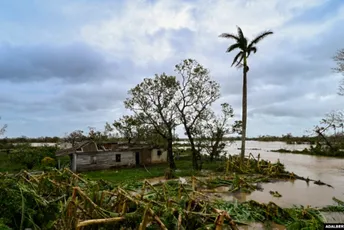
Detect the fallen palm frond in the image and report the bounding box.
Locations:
[0,168,241,230]
[0,159,342,230]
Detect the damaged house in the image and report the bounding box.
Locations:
[55,140,168,172]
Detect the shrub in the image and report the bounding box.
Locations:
[9,144,58,170]
[41,157,56,168]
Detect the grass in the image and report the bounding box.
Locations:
[83,156,224,184]
[84,164,167,182]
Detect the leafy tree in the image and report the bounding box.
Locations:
[232,120,242,135]
[113,115,144,144]
[219,26,273,163]
[174,59,220,170]
[124,74,179,169]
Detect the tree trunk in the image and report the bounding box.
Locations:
[191,145,199,170]
[167,138,176,170]
[316,130,335,152]
[210,142,219,162]
[211,131,222,161]
[240,60,248,163]
[210,152,214,162]
[185,130,200,170]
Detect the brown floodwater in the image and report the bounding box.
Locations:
[223,141,344,208]
[177,141,344,207]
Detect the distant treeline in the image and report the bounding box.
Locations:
[0,136,117,144]
[0,136,62,144]
[176,135,319,144]
[0,135,330,145]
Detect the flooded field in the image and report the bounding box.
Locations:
[223,141,344,208]
[31,140,344,208]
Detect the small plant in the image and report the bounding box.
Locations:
[41,157,56,168]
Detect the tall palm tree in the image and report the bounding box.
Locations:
[219,26,273,163]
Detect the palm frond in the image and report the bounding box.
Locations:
[236,63,244,69]
[226,43,241,53]
[247,46,257,58]
[235,54,244,68]
[219,33,240,41]
[231,51,244,67]
[248,30,273,47]
[242,37,248,50]
[237,26,244,40]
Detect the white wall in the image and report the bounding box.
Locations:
[151,149,167,163]
[75,151,135,172]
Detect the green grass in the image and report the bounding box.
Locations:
[83,157,225,184]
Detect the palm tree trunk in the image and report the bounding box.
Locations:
[240,59,248,163]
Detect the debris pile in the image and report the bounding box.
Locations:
[0,167,343,230]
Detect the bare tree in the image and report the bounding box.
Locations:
[333,49,344,95]
[205,103,235,161]
[87,126,109,142]
[0,117,7,136]
[63,130,85,149]
[313,111,344,152]
[104,122,116,138]
[0,125,7,136]
[192,103,236,163]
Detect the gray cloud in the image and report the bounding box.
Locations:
[0,42,117,83]
[1,0,344,138]
[56,81,129,112]
[250,92,342,119]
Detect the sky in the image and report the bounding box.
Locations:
[1,0,344,138]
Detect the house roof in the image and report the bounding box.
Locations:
[55,140,164,157]
[55,140,94,157]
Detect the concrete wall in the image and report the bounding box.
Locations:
[151,149,167,163]
[75,151,135,172]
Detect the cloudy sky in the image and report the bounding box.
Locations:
[1,0,344,138]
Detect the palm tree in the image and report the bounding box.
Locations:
[219,26,273,163]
